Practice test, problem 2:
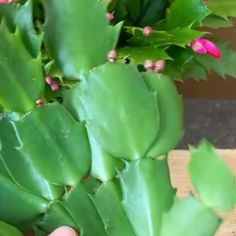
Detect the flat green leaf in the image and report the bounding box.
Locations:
[0,0,42,57]
[64,63,159,160]
[92,180,136,236]
[207,0,236,20]
[0,221,23,236]
[202,14,233,28]
[143,73,183,157]
[194,42,236,79]
[120,158,175,236]
[39,201,77,234]
[119,46,172,64]
[182,60,208,80]
[126,26,204,47]
[0,103,91,193]
[0,174,47,230]
[88,131,125,182]
[122,0,141,22]
[61,180,108,236]
[189,140,236,212]
[0,21,44,113]
[42,0,121,78]
[160,196,220,236]
[137,0,169,26]
[165,0,210,29]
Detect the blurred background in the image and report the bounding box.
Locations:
[177,19,236,148]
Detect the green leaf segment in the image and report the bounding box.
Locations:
[0,0,235,235]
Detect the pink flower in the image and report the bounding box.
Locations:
[143,26,153,37]
[190,38,222,59]
[106,12,115,21]
[154,60,165,73]
[107,49,118,62]
[0,0,12,3]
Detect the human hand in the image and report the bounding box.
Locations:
[48,226,78,236]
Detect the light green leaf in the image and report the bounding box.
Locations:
[165,0,210,29]
[160,196,220,236]
[120,158,175,236]
[42,0,121,78]
[88,131,125,182]
[207,0,236,20]
[92,180,136,236]
[0,21,44,113]
[189,141,236,212]
[64,63,159,160]
[202,14,233,28]
[143,73,183,157]
[0,221,23,236]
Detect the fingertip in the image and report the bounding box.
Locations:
[48,226,78,236]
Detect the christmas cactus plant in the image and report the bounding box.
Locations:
[0,0,236,235]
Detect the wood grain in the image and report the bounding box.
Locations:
[169,150,236,236]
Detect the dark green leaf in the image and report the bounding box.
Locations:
[0,103,91,194]
[0,0,42,57]
[165,0,210,29]
[42,0,121,78]
[119,46,172,64]
[0,21,44,113]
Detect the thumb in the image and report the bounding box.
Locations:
[48,226,78,236]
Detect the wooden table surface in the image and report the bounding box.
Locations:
[169,150,236,236]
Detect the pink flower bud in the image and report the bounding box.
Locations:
[0,0,12,3]
[107,49,118,62]
[106,12,115,21]
[143,26,153,36]
[36,99,45,107]
[45,76,53,85]
[191,38,222,59]
[50,81,59,91]
[144,59,155,71]
[154,60,166,73]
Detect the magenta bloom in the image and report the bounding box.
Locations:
[190,38,222,59]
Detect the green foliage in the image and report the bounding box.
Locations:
[0,20,43,113]
[189,140,236,212]
[64,63,159,160]
[42,0,122,78]
[207,0,236,20]
[160,196,220,236]
[0,221,24,236]
[0,0,236,235]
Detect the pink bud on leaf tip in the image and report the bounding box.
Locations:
[154,60,165,73]
[191,38,222,59]
[143,26,153,36]
[106,12,115,21]
[144,59,155,71]
[0,0,12,3]
[50,81,59,91]
[107,49,118,62]
[45,76,53,85]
